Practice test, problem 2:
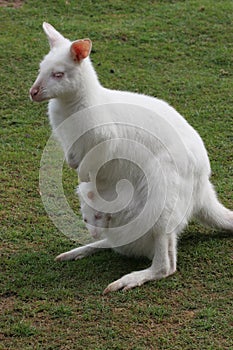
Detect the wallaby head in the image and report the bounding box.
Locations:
[30,22,92,102]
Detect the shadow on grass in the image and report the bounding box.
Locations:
[2,228,232,299]
[180,226,232,245]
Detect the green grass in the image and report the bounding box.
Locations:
[1,0,232,349]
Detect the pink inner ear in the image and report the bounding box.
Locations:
[70,40,91,62]
[87,191,94,200]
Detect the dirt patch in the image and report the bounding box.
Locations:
[0,295,16,313]
[0,0,23,8]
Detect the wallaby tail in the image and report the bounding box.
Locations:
[196,179,233,232]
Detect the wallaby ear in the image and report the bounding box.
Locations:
[70,39,92,62]
[42,22,66,48]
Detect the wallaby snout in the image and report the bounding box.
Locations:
[30,86,39,101]
[29,82,47,102]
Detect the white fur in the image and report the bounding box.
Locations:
[77,181,162,260]
[30,23,233,293]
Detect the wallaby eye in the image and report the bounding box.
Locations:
[52,72,64,79]
[84,218,87,223]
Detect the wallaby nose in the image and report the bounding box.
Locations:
[30,86,39,99]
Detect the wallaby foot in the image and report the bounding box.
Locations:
[103,232,177,294]
[103,266,174,294]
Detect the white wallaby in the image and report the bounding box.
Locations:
[30,23,233,294]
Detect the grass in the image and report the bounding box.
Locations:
[0,0,232,349]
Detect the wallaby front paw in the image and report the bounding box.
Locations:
[67,152,79,169]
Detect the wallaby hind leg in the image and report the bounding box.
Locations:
[103,231,174,294]
[168,233,177,275]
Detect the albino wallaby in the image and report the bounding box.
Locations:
[30,23,232,294]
